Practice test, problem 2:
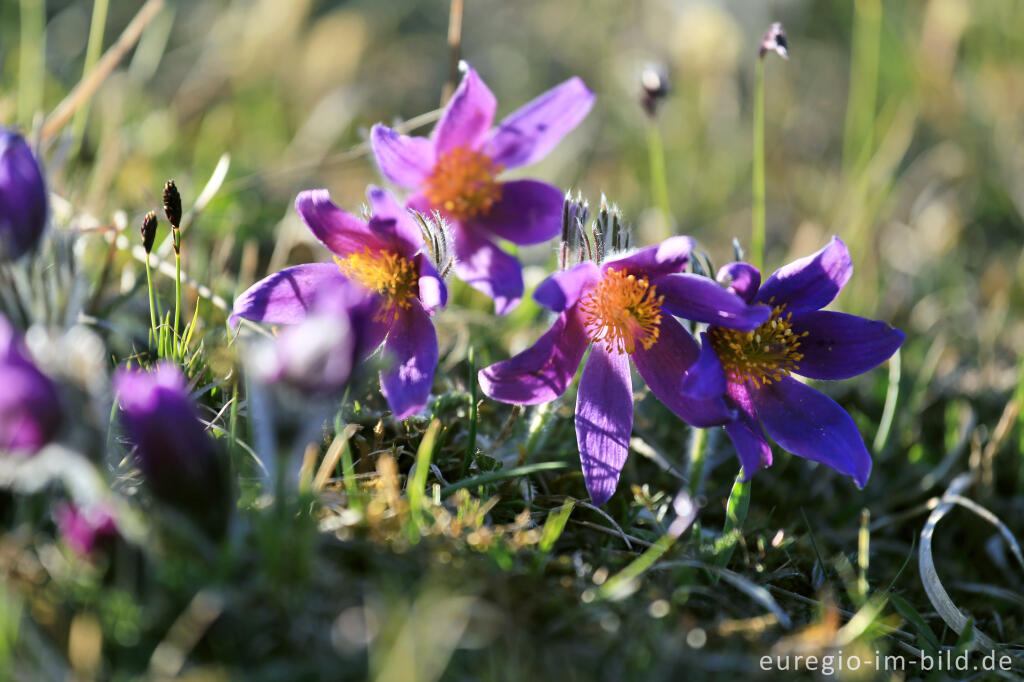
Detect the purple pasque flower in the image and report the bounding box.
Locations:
[230,186,447,419]
[705,237,905,487]
[371,62,594,315]
[479,237,771,505]
[0,314,63,455]
[114,363,228,533]
[0,128,48,261]
[55,502,118,559]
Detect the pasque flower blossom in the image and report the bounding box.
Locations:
[0,128,48,261]
[479,237,771,505]
[371,63,594,314]
[114,363,228,534]
[706,237,904,486]
[0,314,63,455]
[231,186,447,418]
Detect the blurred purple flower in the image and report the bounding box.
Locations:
[114,363,227,533]
[371,62,595,314]
[231,186,447,419]
[706,237,905,486]
[0,314,62,455]
[0,128,48,261]
[479,237,770,505]
[55,502,118,559]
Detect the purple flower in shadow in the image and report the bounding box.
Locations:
[0,128,48,261]
[114,363,228,534]
[705,237,905,486]
[55,502,118,559]
[371,62,595,314]
[231,186,447,419]
[0,314,63,455]
[479,237,771,505]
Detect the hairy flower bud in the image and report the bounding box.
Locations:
[141,211,158,254]
[114,363,228,536]
[639,64,670,118]
[162,180,182,228]
[759,22,788,60]
[0,128,48,261]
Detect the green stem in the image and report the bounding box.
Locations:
[439,462,568,498]
[646,121,672,237]
[144,254,157,336]
[461,346,478,478]
[173,228,182,360]
[751,58,766,272]
[18,0,46,124]
[687,427,709,496]
[71,0,110,152]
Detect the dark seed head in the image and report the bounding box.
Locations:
[639,64,670,118]
[141,211,158,253]
[162,180,182,228]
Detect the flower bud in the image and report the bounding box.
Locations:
[141,211,158,254]
[639,64,670,118]
[0,128,48,261]
[113,363,228,535]
[55,502,118,559]
[162,180,182,228]
[759,22,788,60]
[0,314,63,455]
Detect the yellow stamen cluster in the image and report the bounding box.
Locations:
[707,302,809,386]
[335,248,417,321]
[579,268,664,355]
[423,146,503,220]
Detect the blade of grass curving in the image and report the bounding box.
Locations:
[439,462,569,497]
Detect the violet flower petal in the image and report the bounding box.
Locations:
[466,179,563,245]
[792,311,905,381]
[295,189,390,257]
[485,76,595,168]
[575,344,633,506]
[380,301,439,419]
[679,332,727,400]
[631,315,734,427]
[0,130,48,260]
[434,63,497,154]
[478,307,589,405]
[603,236,693,277]
[415,253,448,313]
[756,236,853,314]
[656,273,771,331]
[366,185,425,255]
[716,262,761,303]
[229,263,345,327]
[370,125,436,188]
[725,414,774,480]
[533,261,600,312]
[754,376,872,487]
[452,224,523,315]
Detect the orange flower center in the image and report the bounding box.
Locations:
[579,268,664,355]
[423,146,503,220]
[335,248,417,321]
[707,302,809,387]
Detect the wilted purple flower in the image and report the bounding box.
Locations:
[479,237,770,505]
[0,314,62,455]
[231,186,447,419]
[0,128,48,261]
[114,363,228,532]
[55,502,118,558]
[706,237,904,486]
[371,62,595,314]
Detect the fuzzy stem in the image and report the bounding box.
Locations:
[751,58,767,272]
[461,346,478,478]
[645,121,672,237]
